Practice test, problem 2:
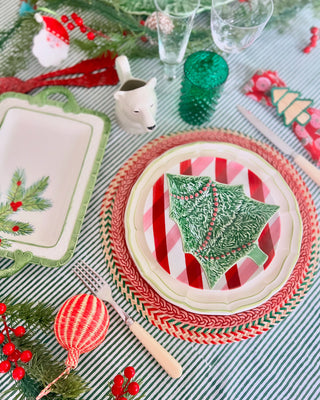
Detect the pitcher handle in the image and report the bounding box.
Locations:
[115,55,132,85]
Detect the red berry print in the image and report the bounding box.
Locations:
[12,225,20,232]
[20,350,33,363]
[87,31,95,40]
[16,180,21,186]
[128,381,140,395]
[124,366,135,379]
[113,374,124,386]
[61,15,68,23]
[14,326,26,337]
[67,22,75,30]
[12,366,25,380]
[3,342,16,356]
[0,303,7,314]
[10,201,23,212]
[0,360,11,373]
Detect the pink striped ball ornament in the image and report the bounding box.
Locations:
[36,294,109,399]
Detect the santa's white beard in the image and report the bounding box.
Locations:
[32,29,69,67]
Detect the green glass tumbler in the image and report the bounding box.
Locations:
[179,51,229,125]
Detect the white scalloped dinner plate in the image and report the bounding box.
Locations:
[125,142,302,315]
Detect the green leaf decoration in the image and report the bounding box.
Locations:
[167,174,280,288]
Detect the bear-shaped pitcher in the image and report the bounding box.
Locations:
[114,55,157,135]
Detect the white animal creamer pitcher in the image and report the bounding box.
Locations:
[114,55,157,135]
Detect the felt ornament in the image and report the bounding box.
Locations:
[243,70,320,165]
[36,294,110,399]
[167,174,279,288]
[32,14,70,67]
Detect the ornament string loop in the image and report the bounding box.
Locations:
[36,367,71,399]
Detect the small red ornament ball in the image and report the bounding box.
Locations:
[67,22,75,30]
[0,332,5,344]
[114,374,124,386]
[0,303,7,314]
[61,15,69,23]
[20,350,33,363]
[14,326,26,337]
[12,366,25,381]
[111,384,123,396]
[124,366,135,379]
[311,27,319,34]
[2,342,16,356]
[128,381,140,395]
[8,349,21,362]
[87,31,95,40]
[0,360,11,373]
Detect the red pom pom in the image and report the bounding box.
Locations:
[0,360,11,373]
[310,27,319,35]
[0,303,7,314]
[124,366,135,379]
[14,326,26,337]
[111,384,123,396]
[12,366,25,381]
[20,350,33,363]
[2,342,16,356]
[0,332,5,344]
[114,374,124,386]
[128,381,140,395]
[87,31,95,40]
[67,22,75,30]
[61,15,69,23]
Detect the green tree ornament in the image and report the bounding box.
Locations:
[167,174,279,288]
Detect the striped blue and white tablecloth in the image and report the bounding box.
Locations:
[0,2,319,399]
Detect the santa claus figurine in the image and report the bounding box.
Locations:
[32,14,70,67]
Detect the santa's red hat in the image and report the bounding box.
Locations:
[35,14,70,45]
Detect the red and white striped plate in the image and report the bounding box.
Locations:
[125,142,302,314]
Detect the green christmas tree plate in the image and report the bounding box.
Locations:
[125,141,302,314]
[0,88,110,278]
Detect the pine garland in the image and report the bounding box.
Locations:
[0,297,90,400]
[0,0,319,77]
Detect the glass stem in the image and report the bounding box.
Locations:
[163,63,178,80]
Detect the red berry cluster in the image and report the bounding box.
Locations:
[61,12,95,40]
[0,303,33,380]
[303,27,319,53]
[111,366,140,399]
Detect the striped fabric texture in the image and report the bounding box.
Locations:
[0,2,319,400]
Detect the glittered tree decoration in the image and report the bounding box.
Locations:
[271,87,313,126]
[167,174,279,288]
[0,303,33,381]
[0,169,51,249]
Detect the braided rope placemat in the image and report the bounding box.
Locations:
[100,129,320,344]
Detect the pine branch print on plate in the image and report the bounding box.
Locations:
[167,174,280,288]
[0,169,51,249]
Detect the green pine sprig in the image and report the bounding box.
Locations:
[0,298,91,400]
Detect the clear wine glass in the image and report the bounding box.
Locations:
[154,0,200,80]
[211,0,274,53]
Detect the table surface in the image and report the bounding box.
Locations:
[0,2,319,400]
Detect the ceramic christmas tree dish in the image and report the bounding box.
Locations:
[167,174,279,288]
